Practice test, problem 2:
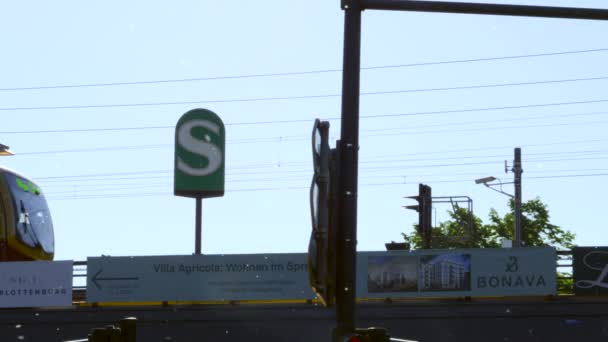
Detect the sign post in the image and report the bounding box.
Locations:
[174,108,226,255]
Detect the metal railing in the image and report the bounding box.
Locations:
[556,250,574,294]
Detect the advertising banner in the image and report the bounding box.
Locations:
[87,254,314,303]
[0,261,73,308]
[573,247,608,296]
[87,248,556,303]
[359,247,556,298]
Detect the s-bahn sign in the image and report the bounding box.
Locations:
[174,108,225,198]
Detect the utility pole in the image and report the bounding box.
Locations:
[513,147,523,247]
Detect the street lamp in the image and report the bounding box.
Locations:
[474,176,513,198]
[474,176,496,185]
[0,143,14,156]
[475,175,522,248]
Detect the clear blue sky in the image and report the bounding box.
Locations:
[1,1,607,261]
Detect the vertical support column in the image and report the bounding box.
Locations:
[513,147,523,247]
[336,0,362,337]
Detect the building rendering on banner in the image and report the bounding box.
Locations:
[420,255,469,291]
[367,256,418,292]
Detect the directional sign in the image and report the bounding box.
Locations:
[174,108,226,198]
[86,254,314,303]
[90,269,139,291]
[0,261,72,308]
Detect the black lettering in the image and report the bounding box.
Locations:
[526,275,535,287]
[271,264,284,272]
[225,264,269,272]
[477,277,487,288]
[502,276,512,287]
[514,276,524,287]
[489,277,499,287]
[287,262,307,272]
[537,276,546,287]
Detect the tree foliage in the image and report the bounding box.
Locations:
[402,197,575,250]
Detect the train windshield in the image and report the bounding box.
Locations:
[4,172,54,255]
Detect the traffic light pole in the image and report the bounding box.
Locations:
[335,0,608,340]
[336,0,362,337]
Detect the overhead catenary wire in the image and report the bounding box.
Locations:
[2,109,607,136]
[1,75,607,111]
[1,47,606,92]
[45,172,608,201]
[10,116,608,156]
[42,168,608,195]
[34,152,608,185]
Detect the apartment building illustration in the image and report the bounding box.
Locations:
[420,254,470,291]
[368,256,418,292]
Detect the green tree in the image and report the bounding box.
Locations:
[402,197,575,250]
[402,197,575,293]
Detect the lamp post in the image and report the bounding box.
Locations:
[513,148,523,249]
[475,148,523,247]
[475,176,521,247]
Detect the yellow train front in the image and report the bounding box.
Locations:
[0,167,54,261]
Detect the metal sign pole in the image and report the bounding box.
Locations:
[174,108,226,256]
[196,197,202,255]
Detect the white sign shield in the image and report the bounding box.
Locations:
[0,261,73,308]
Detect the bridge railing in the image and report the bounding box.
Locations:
[556,249,573,295]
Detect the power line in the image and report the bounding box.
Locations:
[364,137,608,160]
[1,76,607,111]
[42,168,608,195]
[365,111,608,134]
[45,172,608,200]
[2,103,607,137]
[33,153,608,185]
[11,117,608,156]
[2,47,606,92]
[365,119,608,139]
[2,109,606,137]
[362,99,608,120]
[528,173,608,179]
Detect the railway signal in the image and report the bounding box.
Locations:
[308,119,338,307]
[404,184,432,249]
